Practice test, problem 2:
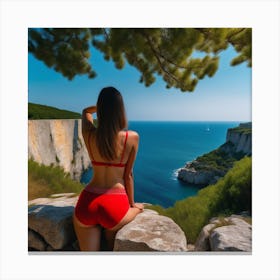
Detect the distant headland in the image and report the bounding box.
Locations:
[177,122,252,186]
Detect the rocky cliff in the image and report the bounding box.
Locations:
[28,119,91,180]
[177,123,252,186]
[225,123,252,155]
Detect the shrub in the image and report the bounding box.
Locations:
[148,157,252,243]
[28,159,84,200]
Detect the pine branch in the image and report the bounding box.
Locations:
[141,32,181,85]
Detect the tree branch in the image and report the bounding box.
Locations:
[140,31,181,85]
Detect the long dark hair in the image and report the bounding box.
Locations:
[96,87,128,160]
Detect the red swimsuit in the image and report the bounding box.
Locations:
[74,131,130,229]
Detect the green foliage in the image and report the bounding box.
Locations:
[149,157,252,243]
[188,123,252,174]
[28,159,84,200]
[212,156,252,214]
[29,28,251,92]
[228,126,252,135]
[194,146,245,173]
[28,28,96,80]
[28,103,81,119]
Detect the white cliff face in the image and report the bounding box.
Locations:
[28,120,91,180]
[226,130,252,155]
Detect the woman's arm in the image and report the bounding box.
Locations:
[123,132,144,210]
[124,171,135,206]
[82,105,97,135]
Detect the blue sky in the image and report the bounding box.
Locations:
[28,41,252,121]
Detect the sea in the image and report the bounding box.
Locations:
[81,121,240,208]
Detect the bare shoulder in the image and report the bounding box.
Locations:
[127,130,139,141]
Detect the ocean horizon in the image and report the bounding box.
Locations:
[81,121,241,208]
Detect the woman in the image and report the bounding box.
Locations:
[73,87,144,251]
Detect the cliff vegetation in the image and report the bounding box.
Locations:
[28,103,81,120]
[178,123,252,185]
[193,146,245,173]
[149,156,252,243]
[190,123,252,173]
[28,159,84,200]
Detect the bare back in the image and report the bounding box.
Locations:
[83,130,139,190]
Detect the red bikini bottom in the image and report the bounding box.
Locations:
[74,186,130,229]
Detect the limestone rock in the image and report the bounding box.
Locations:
[28,229,47,251]
[195,215,252,252]
[28,119,91,180]
[28,193,78,207]
[226,126,252,155]
[177,165,222,186]
[28,195,187,252]
[114,209,187,252]
[209,217,252,251]
[28,195,78,250]
[195,221,219,251]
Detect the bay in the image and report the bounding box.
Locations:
[81,121,239,208]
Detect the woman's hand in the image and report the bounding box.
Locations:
[82,105,97,134]
[131,202,144,210]
[83,105,97,114]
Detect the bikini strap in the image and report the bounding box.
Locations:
[120,131,128,164]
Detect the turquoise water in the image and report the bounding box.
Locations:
[81,121,239,207]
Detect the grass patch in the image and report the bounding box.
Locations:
[28,103,81,120]
[149,156,252,243]
[28,159,84,200]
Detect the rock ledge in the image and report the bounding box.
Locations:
[114,209,187,252]
[28,194,187,252]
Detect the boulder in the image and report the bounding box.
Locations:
[195,215,252,252]
[28,194,78,250]
[28,194,187,252]
[209,216,252,251]
[195,222,219,251]
[28,229,47,251]
[114,209,187,252]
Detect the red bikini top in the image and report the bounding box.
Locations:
[88,131,128,168]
